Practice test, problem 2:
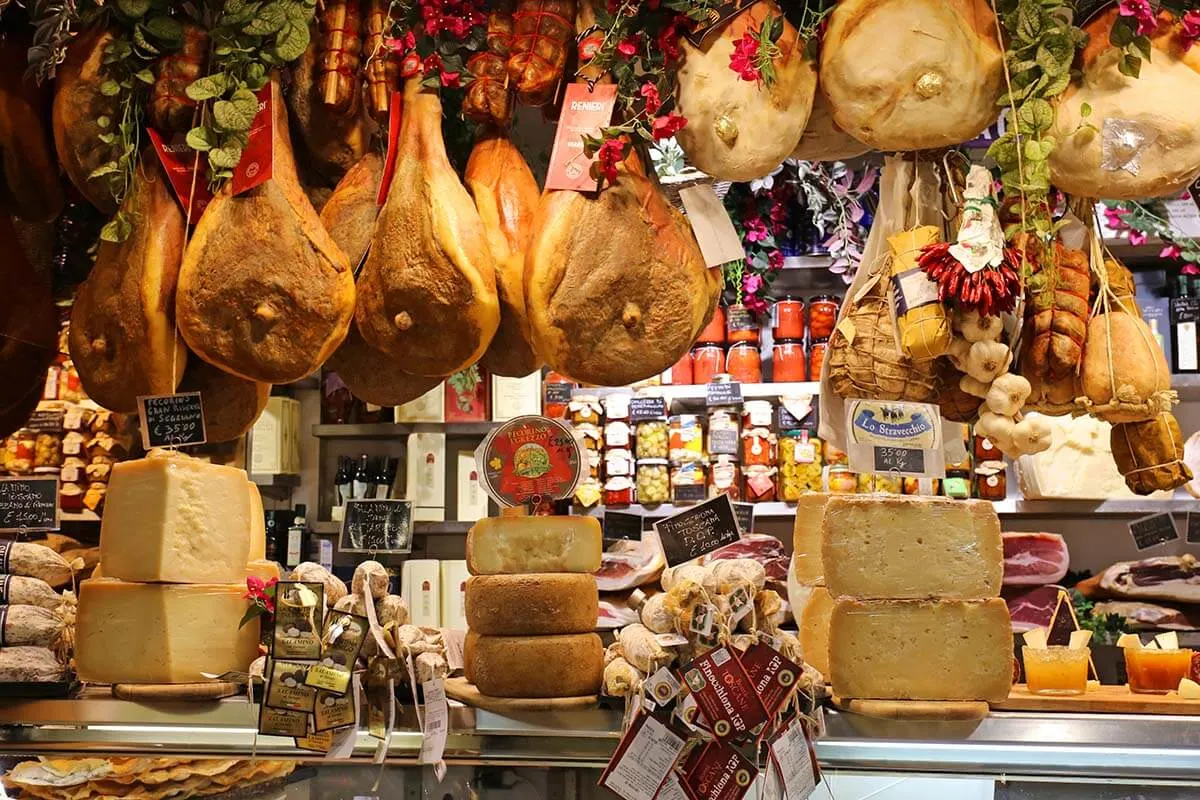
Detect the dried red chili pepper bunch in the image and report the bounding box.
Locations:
[918,242,1023,317]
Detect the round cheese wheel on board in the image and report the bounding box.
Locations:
[820,0,1003,152]
[1050,9,1200,200]
[791,90,871,163]
[675,0,817,181]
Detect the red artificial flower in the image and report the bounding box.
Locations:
[1182,10,1200,49]
[596,138,627,185]
[244,576,278,614]
[400,51,422,78]
[768,249,784,270]
[1118,0,1159,36]
[617,35,641,57]
[656,16,685,63]
[729,32,762,82]
[651,111,688,140]
[743,216,769,243]
[640,82,662,116]
[440,70,462,88]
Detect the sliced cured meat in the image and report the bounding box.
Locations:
[1001,532,1069,587]
[1004,585,1061,633]
[1093,601,1200,632]
[594,533,665,593]
[1099,555,1200,604]
[702,534,789,583]
[596,597,640,631]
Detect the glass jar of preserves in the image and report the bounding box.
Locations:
[809,295,840,339]
[636,459,670,505]
[726,304,760,344]
[34,432,62,469]
[603,476,635,507]
[691,345,725,385]
[604,420,631,450]
[543,370,576,418]
[708,456,742,500]
[671,461,708,503]
[635,418,669,459]
[874,474,903,494]
[726,342,762,384]
[669,415,705,463]
[772,341,807,383]
[827,465,857,494]
[666,351,694,385]
[605,448,634,478]
[974,434,1002,463]
[943,469,971,499]
[823,439,848,467]
[696,304,726,345]
[744,465,777,503]
[569,395,603,426]
[778,430,822,500]
[4,429,35,475]
[577,425,603,479]
[574,477,602,509]
[604,393,632,421]
[903,477,942,495]
[974,464,1007,501]
[773,297,805,340]
[707,409,740,457]
[808,339,829,381]
[742,428,776,468]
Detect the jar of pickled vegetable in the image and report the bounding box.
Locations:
[669,415,705,463]
[691,345,725,385]
[874,474,903,494]
[543,370,576,418]
[726,304,760,344]
[696,304,726,345]
[726,342,762,383]
[569,395,603,426]
[5,429,35,475]
[742,428,777,468]
[708,456,742,500]
[827,465,857,494]
[772,341,807,383]
[604,476,635,507]
[707,409,740,457]
[903,477,942,495]
[636,459,670,504]
[823,439,848,467]
[809,296,840,339]
[808,339,828,381]
[671,461,708,503]
[605,420,631,449]
[744,465,777,503]
[635,418,669,459]
[773,297,805,341]
[778,430,822,500]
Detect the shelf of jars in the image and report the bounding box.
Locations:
[312,422,499,439]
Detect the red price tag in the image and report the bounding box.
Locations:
[678,740,758,800]
[681,647,768,741]
[737,642,803,720]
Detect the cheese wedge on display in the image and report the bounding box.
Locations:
[822,496,1002,599]
[99,452,252,584]
[465,573,598,635]
[466,516,602,575]
[797,584,834,677]
[791,493,828,586]
[246,559,281,583]
[248,482,266,561]
[76,579,260,684]
[465,632,603,698]
[1179,678,1200,699]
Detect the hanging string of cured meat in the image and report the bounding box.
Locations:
[506,0,575,106]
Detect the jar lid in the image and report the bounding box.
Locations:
[773,338,806,346]
[604,476,634,491]
[811,295,839,303]
[711,454,740,465]
[691,343,723,352]
[603,393,632,418]
[778,295,804,303]
[638,458,670,466]
[809,337,830,346]
[575,424,603,439]
[670,414,703,424]
[729,341,759,350]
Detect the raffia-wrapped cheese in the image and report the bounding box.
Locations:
[889,226,950,360]
[1111,412,1193,495]
[820,0,1003,151]
[1050,9,1200,200]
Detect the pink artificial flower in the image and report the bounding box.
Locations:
[1181,10,1200,49]
[743,272,763,295]
[440,70,461,88]
[657,16,684,63]
[743,217,769,243]
[1161,245,1183,260]
[1129,229,1148,247]
[651,112,688,140]
[768,249,784,270]
[729,33,761,82]
[1118,0,1159,36]
[617,35,640,57]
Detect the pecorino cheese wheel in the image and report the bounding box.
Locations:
[821,0,1003,152]
[465,573,597,635]
[465,632,603,698]
[1050,9,1200,199]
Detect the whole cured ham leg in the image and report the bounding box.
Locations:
[526,156,721,386]
[177,79,355,384]
[52,28,121,214]
[357,77,499,377]
[69,156,186,413]
[176,357,270,444]
[466,130,542,378]
[0,30,63,222]
[0,213,55,435]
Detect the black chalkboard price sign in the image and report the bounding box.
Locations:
[0,477,59,532]
[138,392,206,449]
[873,446,925,476]
[654,495,742,567]
[706,382,743,408]
[340,499,413,554]
[1129,512,1179,551]
[732,502,754,536]
[1188,512,1200,546]
[629,397,668,423]
[604,511,644,542]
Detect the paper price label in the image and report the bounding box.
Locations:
[1129,512,1179,551]
[599,711,689,800]
[678,184,746,269]
[769,721,819,800]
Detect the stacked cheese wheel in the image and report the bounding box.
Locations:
[801,494,1013,703]
[463,515,605,699]
[75,450,276,683]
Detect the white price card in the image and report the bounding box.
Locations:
[599,712,688,800]
[770,721,819,800]
[420,678,448,781]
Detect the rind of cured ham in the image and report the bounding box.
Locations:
[594,532,666,592]
[1092,601,1200,631]
[1001,532,1069,586]
[1004,585,1061,633]
[1099,555,1200,604]
[701,533,789,583]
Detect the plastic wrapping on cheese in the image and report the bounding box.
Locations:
[75,578,260,684]
[466,515,602,575]
[822,495,1002,599]
[791,492,828,586]
[1016,413,1169,499]
[99,451,252,583]
[830,598,1012,702]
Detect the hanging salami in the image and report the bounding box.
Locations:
[465,2,516,125]
[506,0,576,106]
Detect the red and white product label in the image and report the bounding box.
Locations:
[678,740,758,800]
[600,711,689,800]
[231,84,273,195]
[147,128,213,219]
[682,647,768,741]
[737,643,803,720]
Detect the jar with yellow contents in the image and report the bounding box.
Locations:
[635,417,669,459]
[827,465,857,494]
[636,459,670,505]
[778,430,822,501]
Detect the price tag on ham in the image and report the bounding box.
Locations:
[599,710,690,800]
[545,83,617,192]
[137,392,206,449]
[0,477,59,532]
[147,128,214,219]
[677,184,746,269]
[844,399,945,478]
[654,495,742,567]
[1129,512,1179,551]
[678,739,759,800]
[681,646,768,741]
[231,84,274,195]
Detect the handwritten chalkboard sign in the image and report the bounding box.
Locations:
[1129,513,1179,551]
[340,499,413,554]
[544,383,573,407]
[25,408,64,433]
[654,495,741,567]
[138,392,206,449]
[672,483,707,503]
[708,428,739,456]
[604,511,643,542]
[629,397,668,423]
[1188,512,1200,546]
[732,502,754,536]
[873,446,925,476]
[0,477,59,532]
[706,382,743,408]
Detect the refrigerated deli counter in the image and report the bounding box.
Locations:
[0,694,1199,799]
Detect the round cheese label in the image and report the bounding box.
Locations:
[476,415,583,507]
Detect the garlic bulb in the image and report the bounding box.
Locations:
[977,411,1017,444]
[985,373,1032,416]
[965,340,1012,383]
[946,337,972,372]
[1011,415,1053,455]
[959,374,992,399]
[957,309,1004,343]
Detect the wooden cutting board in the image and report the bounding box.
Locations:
[113,682,241,702]
[444,677,598,713]
[996,684,1200,715]
[832,695,989,720]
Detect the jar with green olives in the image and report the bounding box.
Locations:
[636,458,670,505]
[635,418,669,459]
